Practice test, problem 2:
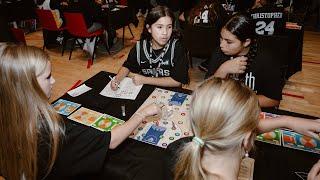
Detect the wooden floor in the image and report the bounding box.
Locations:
[25,18,320,117]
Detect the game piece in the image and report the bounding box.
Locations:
[52,99,81,116]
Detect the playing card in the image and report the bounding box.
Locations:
[256,129,282,146]
[169,92,188,106]
[92,114,125,131]
[282,130,320,154]
[68,107,103,126]
[52,99,81,116]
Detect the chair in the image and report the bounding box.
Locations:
[63,12,109,63]
[182,24,219,68]
[10,28,26,44]
[35,9,66,55]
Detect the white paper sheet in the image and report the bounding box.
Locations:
[99,77,143,100]
[67,84,92,97]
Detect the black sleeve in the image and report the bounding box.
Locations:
[205,47,229,78]
[50,121,111,177]
[171,41,189,84]
[122,44,141,73]
[256,63,283,101]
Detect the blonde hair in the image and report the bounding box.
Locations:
[0,44,64,180]
[174,78,260,180]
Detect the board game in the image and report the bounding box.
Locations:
[256,112,320,154]
[130,88,193,148]
[68,107,125,132]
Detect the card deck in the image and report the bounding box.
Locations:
[256,129,282,146]
[92,114,125,132]
[52,99,81,116]
[282,130,320,154]
[68,107,103,126]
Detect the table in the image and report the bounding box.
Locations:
[57,71,319,180]
[102,5,137,44]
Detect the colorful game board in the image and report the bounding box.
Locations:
[68,107,124,132]
[52,99,81,116]
[256,112,320,154]
[130,88,193,148]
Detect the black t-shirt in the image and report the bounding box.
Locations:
[205,44,283,101]
[40,120,111,179]
[249,6,286,36]
[123,39,189,84]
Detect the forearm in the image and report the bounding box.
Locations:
[257,95,280,108]
[115,67,130,82]
[257,116,290,133]
[143,76,182,87]
[213,65,228,78]
[109,113,144,149]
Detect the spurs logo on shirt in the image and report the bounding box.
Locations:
[136,39,178,77]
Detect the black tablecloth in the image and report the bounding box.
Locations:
[56,71,319,180]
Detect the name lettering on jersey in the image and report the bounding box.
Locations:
[251,12,282,19]
[244,72,256,91]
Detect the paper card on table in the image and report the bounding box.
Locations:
[256,129,282,146]
[92,114,125,132]
[52,99,81,116]
[67,84,92,97]
[68,107,103,126]
[142,124,167,145]
[100,77,143,100]
[282,130,320,154]
[169,92,188,106]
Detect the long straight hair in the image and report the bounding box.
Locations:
[174,78,260,180]
[0,44,64,180]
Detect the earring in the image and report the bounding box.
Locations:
[238,151,255,180]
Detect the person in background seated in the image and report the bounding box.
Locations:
[179,0,228,72]
[206,13,283,108]
[249,0,286,36]
[165,78,320,180]
[0,44,161,179]
[111,6,189,90]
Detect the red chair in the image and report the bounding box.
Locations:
[63,12,109,62]
[36,9,66,55]
[10,28,26,44]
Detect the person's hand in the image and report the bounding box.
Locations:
[287,116,320,139]
[308,160,320,180]
[110,79,120,91]
[131,73,146,86]
[137,103,161,118]
[60,2,68,6]
[220,56,248,74]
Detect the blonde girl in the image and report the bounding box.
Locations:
[171,78,320,180]
[0,44,160,179]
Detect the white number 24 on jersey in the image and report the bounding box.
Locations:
[255,21,275,35]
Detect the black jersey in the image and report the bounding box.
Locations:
[206,44,283,101]
[249,6,286,36]
[123,39,189,84]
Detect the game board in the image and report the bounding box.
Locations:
[130,88,193,148]
[256,112,320,154]
[68,107,125,132]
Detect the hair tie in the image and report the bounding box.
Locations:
[192,136,204,147]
